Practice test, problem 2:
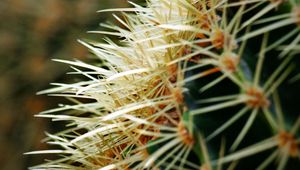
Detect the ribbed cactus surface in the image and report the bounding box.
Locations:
[28,0,300,169]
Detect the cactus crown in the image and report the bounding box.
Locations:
[27,0,300,169]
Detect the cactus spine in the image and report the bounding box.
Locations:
[28,0,300,169]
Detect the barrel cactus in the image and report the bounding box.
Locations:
[27,0,300,169]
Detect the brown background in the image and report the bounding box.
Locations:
[0,0,139,169]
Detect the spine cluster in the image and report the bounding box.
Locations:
[28,0,300,169]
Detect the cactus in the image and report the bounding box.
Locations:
[27,0,300,169]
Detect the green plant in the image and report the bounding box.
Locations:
[27,0,300,169]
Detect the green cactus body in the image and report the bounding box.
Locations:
[27,0,300,169]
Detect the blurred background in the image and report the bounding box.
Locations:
[0,0,140,169]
